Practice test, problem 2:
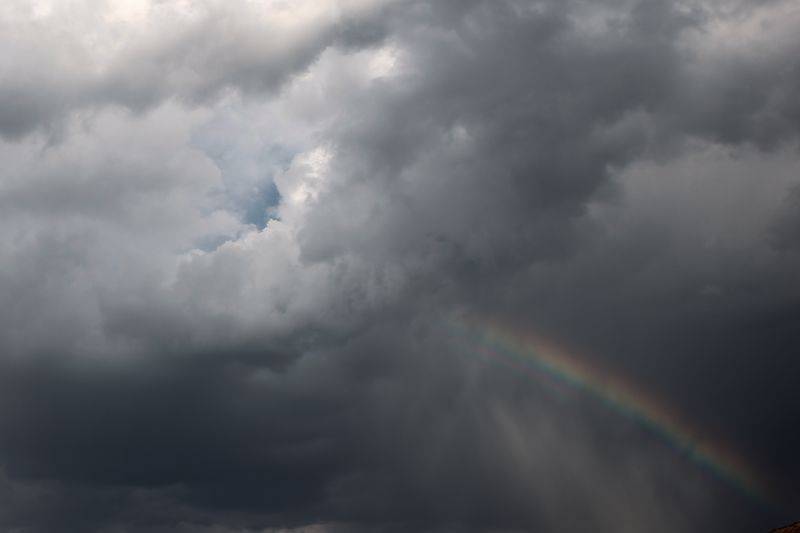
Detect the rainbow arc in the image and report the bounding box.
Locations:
[446,314,773,504]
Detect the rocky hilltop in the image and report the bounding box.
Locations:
[772,523,800,532]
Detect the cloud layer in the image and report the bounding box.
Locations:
[1,1,799,531]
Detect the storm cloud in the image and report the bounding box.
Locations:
[1,1,799,531]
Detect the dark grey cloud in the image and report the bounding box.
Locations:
[0,321,778,533]
[1,0,799,531]
[771,185,800,251]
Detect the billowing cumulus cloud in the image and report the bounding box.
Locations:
[1,1,799,532]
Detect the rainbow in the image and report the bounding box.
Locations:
[445,313,773,504]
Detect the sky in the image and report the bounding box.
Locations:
[0,0,799,531]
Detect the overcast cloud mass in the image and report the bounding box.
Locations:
[1,0,799,531]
